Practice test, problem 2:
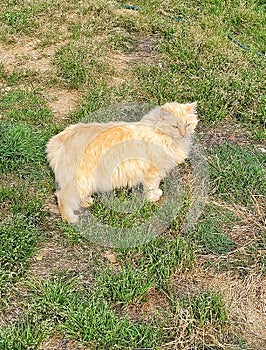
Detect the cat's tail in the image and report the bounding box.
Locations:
[46,124,76,171]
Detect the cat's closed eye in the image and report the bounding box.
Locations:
[172,123,191,129]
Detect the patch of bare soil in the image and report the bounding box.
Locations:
[0,40,54,73]
[125,287,168,321]
[110,36,160,86]
[44,194,61,222]
[171,267,266,349]
[46,88,79,120]
[39,334,88,350]
[198,120,252,147]
[29,238,96,286]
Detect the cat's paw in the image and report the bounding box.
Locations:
[63,213,79,224]
[80,197,93,208]
[146,189,163,202]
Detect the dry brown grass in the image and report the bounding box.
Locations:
[39,334,88,350]
[169,265,266,349]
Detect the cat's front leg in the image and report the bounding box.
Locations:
[56,185,80,224]
[58,200,79,224]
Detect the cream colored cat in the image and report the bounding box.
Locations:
[46,102,198,223]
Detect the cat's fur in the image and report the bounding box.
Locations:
[46,102,198,223]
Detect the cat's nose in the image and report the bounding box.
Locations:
[179,130,186,137]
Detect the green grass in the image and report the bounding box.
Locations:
[0,0,265,348]
[63,292,161,348]
[0,90,53,126]
[0,216,38,295]
[70,83,121,119]
[0,183,46,296]
[88,191,160,229]
[54,42,111,89]
[137,237,195,288]
[209,144,266,205]
[98,264,154,304]
[0,89,55,176]
[0,121,49,174]
[0,184,45,223]
[0,319,50,350]
[1,276,162,349]
[189,204,237,254]
[29,275,83,324]
[181,290,227,326]
[3,9,38,36]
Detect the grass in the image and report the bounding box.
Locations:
[137,237,195,288]
[54,42,111,89]
[0,276,162,349]
[0,320,50,350]
[98,264,154,303]
[189,204,237,254]
[0,89,53,126]
[0,121,49,174]
[0,216,39,295]
[209,143,266,205]
[0,0,265,349]
[0,89,54,174]
[181,290,227,326]
[88,190,160,229]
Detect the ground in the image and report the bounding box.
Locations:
[0,1,265,349]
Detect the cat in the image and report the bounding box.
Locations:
[46,102,198,223]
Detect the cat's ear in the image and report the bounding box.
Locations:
[159,107,171,120]
[185,101,197,113]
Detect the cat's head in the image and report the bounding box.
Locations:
[141,102,198,139]
[158,102,198,139]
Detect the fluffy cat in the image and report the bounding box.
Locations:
[46,102,198,223]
